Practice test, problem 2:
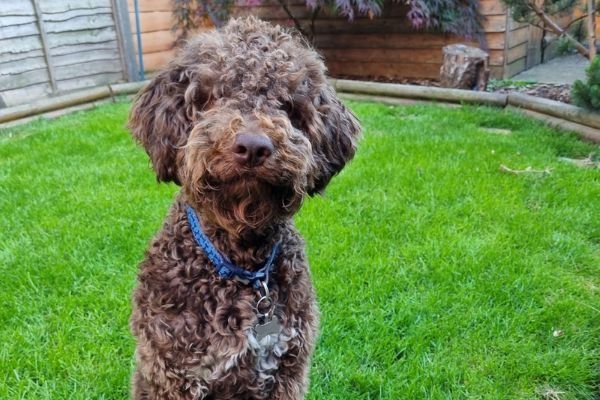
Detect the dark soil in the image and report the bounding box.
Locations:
[490,83,572,104]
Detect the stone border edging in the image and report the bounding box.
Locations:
[1,79,598,144]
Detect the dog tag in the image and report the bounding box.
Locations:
[255,317,281,341]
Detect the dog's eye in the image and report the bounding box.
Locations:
[280,101,304,130]
[280,101,293,114]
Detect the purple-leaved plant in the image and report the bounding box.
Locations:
[172,0,481,42]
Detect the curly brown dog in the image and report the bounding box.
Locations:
[128,17,360,400]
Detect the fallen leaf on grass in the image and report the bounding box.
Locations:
[552,329,564,337]
[538,385,565,400]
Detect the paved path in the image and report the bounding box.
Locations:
[512,54,590,84]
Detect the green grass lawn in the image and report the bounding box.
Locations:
[0,100,598,399]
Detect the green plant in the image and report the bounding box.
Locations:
[555,20,587,55]
[556,35,576,55]
[572,55,600,109]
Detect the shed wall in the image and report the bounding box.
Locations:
[234,0,508,79]
[127,0,177,71]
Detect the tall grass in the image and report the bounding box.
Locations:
[0,100,598,399]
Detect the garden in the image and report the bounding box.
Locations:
[0,98,598,399]
[1,0,600,397]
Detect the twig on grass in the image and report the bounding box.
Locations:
[499,164,553,175]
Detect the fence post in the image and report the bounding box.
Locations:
[112,0,140,82]
[31,0,57,93]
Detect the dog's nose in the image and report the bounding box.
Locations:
[233,133,274,167]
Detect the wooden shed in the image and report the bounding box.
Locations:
[0,0,136,108]
[128,0,600,81]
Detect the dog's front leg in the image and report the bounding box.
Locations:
[268,314,318,400]
[132,369,206,400]
[268,355,312,400]
[132,343,209,400]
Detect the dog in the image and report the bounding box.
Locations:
[128,16,360,400]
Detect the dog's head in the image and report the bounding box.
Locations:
[129,17,360,235]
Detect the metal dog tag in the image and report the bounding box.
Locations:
[255,317,281,341]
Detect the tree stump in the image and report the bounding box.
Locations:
[440,44,490,91]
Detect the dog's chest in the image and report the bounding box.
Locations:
[185,286,299,391]
[246,315,298,380]
[180,322,296,399]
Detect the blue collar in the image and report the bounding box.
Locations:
[185,205,281,290]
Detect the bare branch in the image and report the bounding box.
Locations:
[274,0,310,38]
[587,0,596,59]
[530,2,590,57]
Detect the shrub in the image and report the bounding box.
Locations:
[171,0,482,42]
[571,55,600,110]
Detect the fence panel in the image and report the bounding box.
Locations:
[0,0,137,108]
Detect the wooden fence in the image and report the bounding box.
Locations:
[234,0,510,79]
[236,1,599,80]
[0,0,136,108]
[127,0,599,81]
[127,0,176,72]
[2,0,597,108]
[125,0,545,79]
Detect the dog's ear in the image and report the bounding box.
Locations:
[308,86,361,195]
[129,67,208,184]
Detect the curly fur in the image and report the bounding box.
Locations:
[128,17,360,400]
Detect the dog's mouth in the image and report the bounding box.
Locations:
[205,166,298,188]
[190,172,303,235]
[203,173,302,210]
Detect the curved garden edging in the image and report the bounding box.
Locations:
[331,79,509,107]
[331,79,600,144]
[1,79,598,144]
[0,82,147,126]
